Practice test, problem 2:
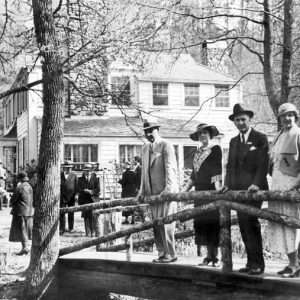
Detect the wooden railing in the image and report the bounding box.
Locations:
[59,190,300,272]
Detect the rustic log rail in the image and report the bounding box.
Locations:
[59,190,300,272]
[59,190,300,215]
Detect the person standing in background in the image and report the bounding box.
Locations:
[77,164,100,236]
[9,171,34,255]
[118,161,137,224]
[60,161,78,235]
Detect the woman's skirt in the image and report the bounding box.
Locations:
[9,215,33,242]
[268,168,300,254]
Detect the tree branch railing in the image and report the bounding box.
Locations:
[59,190,300,215]
[59,190,300,272]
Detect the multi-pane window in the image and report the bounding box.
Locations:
[119,145,142,163]
[111,76,131,105]
[184,84,199,106]
[64,144,98,170]
[153,83,168,106]
[215,85,230,108]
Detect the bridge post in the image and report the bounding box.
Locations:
[125,234,133,261]
[219,204,232,272]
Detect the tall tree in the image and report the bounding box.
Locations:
[25,0,64,299]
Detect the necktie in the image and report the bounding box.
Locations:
[242,134,245,144]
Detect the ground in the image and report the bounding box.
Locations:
[0,206,104,300]
[0,205,288,300]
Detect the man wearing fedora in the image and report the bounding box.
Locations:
[221,103,269,275]
[138,117,178,263]
[60,161,78,234]
[77,163,100,236]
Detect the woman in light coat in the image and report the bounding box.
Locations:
[269,103,300,278]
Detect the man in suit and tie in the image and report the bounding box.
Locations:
[221,103,269,275]
[138,117,178,263]
[60,161,78,234]
[77,163,100,236]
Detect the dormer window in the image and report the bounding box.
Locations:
[215,85,230,108]
[184,84,199,106]
[111,76,131,106]
[153,83,168,106]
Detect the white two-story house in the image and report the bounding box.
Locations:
[2,53,241,196]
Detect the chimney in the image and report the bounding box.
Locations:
[201,40,208,66]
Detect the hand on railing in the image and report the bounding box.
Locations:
[136,193,145,204]
[248,184,259,193]
[218,186,229,194]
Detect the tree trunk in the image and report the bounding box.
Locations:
[26,0,64,299]
[280,0,293,104]
[263,0,280,117]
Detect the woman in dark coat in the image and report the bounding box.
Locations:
[181,123,222,266]
[118,162,137,224]
[9,171,34,255]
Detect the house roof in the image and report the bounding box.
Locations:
[64,117,218,139]
[111,54,237,84]
[138,54,237,84]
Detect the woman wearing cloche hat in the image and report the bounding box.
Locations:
[9,171,34,255]
[181,123,222,266]
[269,102,300,278]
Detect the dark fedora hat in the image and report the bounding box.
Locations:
[143,117,161,130]
[82,163,93,170]
[229,103,254,121]
[17,171,29,182]
[61,160,73,168]
[190,123,220,141]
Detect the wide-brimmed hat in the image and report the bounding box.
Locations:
[83,163,93,170]
[18,171,29,182]
[229,103,254,121]
[143,117,161,130]
[62,160,73,168]
[278,103,299,118]
[190,123,220,141]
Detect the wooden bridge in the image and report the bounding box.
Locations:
[55,191,300,300]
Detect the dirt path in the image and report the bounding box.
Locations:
[0,207,91,300]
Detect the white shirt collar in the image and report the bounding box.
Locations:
[240,127,252,143]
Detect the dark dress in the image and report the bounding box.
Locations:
[118,169,137,218]
[191,145,222,247]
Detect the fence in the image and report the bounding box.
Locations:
[59,190,300,272]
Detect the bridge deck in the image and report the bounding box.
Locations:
[56,251,300,300]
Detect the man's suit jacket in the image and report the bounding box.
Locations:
[141,137,178,196]
[225,128,269,190]
[61,171,78,204]
[77,173,100,205]
[10,181,34,217]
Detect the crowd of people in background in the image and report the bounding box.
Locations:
[5,102,300,278]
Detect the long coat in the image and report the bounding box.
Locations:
[224,128,269,191]
[77,173,100,218]
[10,181,34,217]
[118,169,137,198]
[9,181,34,242]
[140,137,178,196]
[61,171,78,205]
[140,137,178,258]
